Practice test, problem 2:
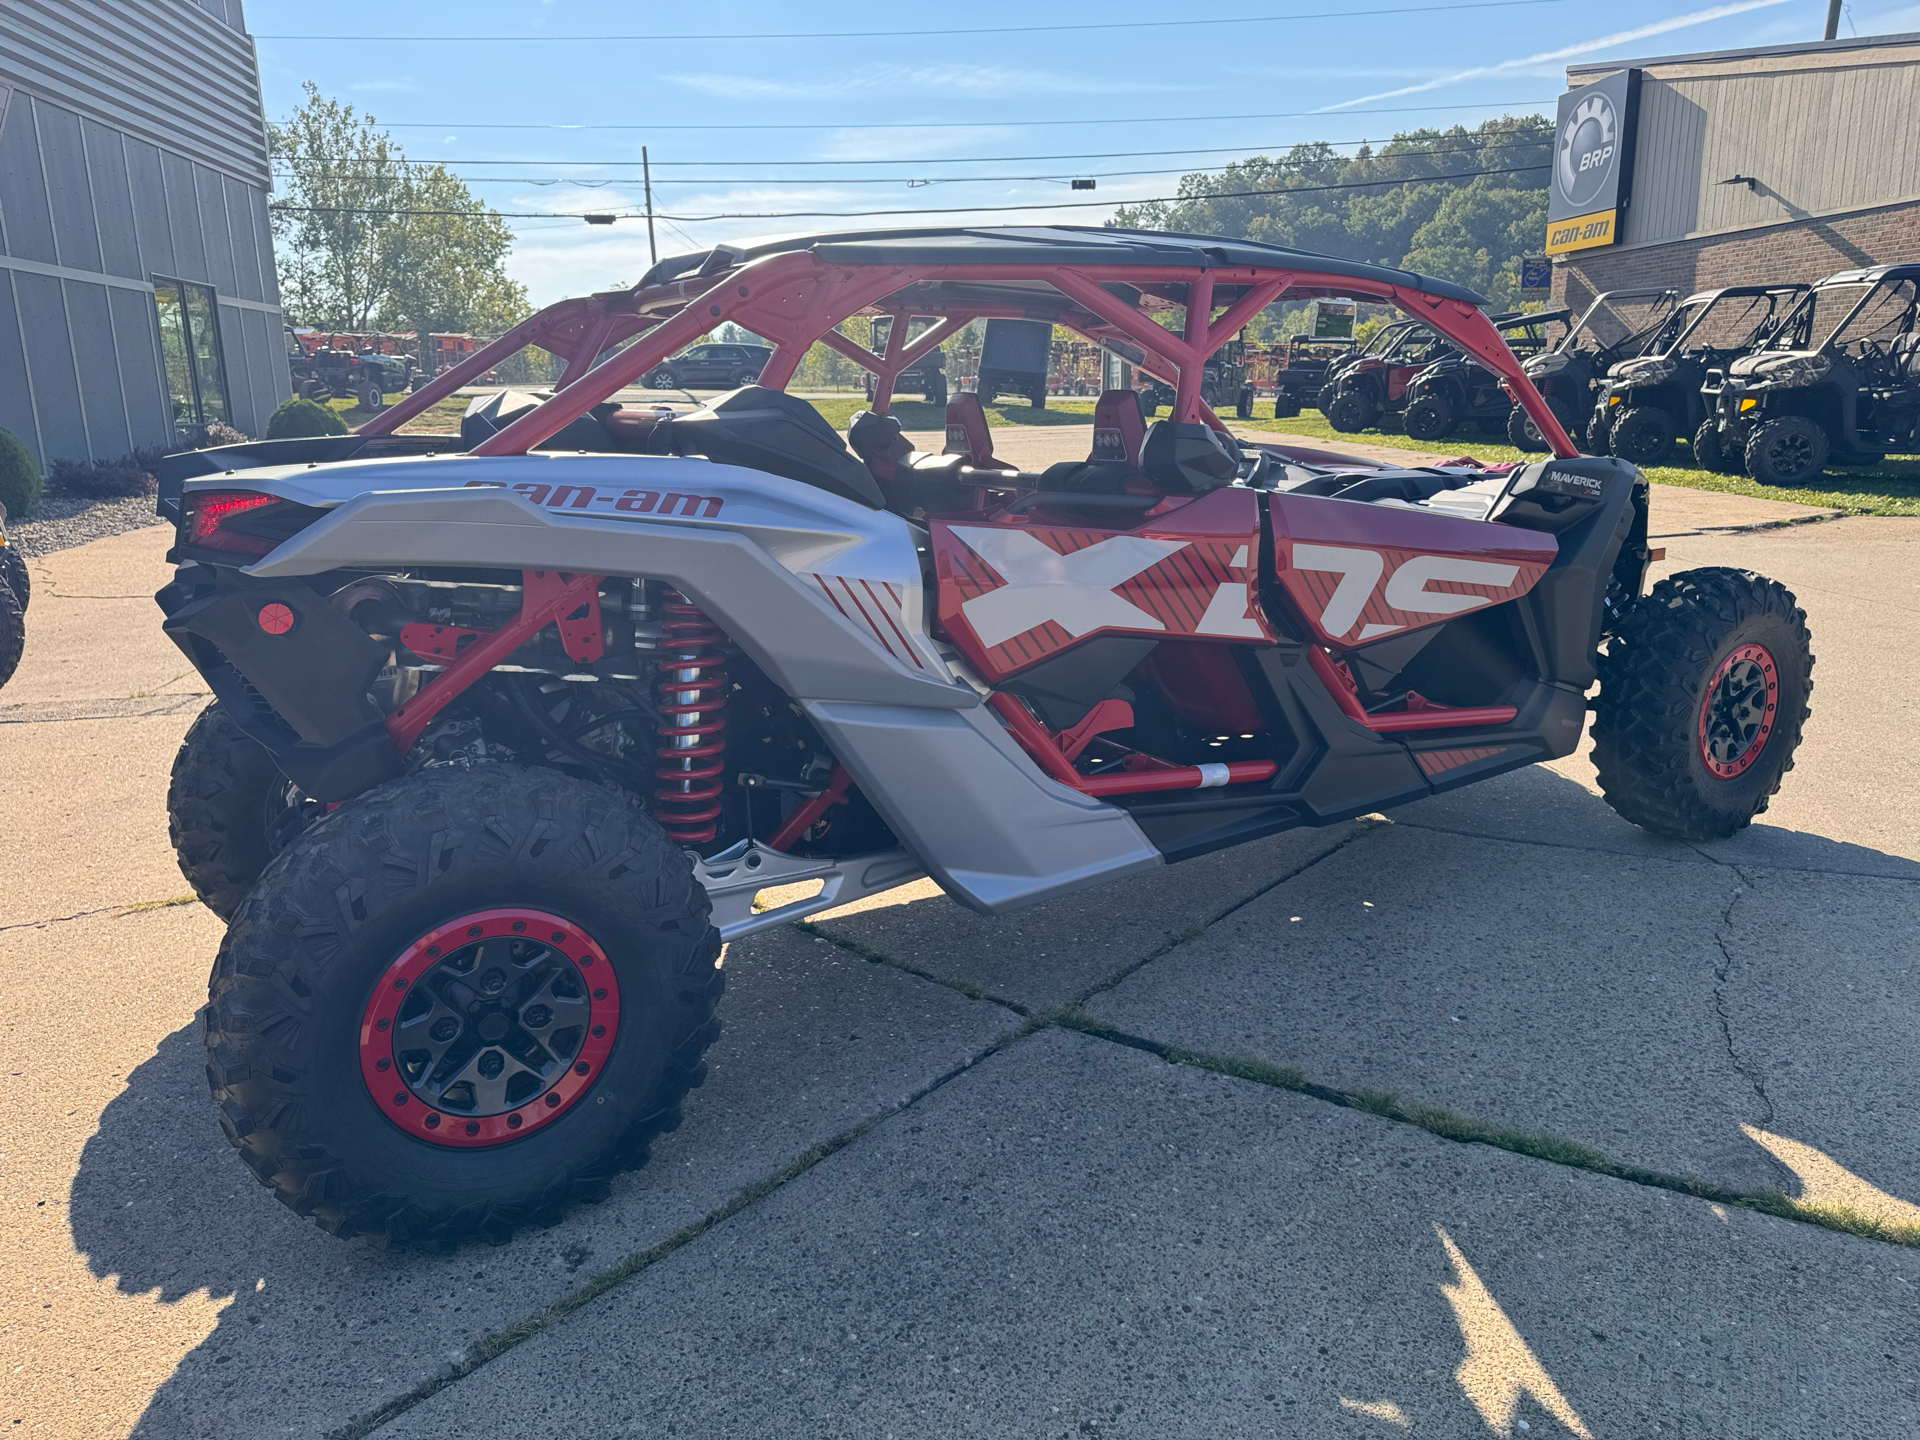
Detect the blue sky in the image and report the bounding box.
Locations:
[244,0,1919,306]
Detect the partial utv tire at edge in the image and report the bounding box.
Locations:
[1692,419,1741,474]
[0,574,22,689]
[204,764,725,1247]
[1592,567,1813,841]
[0,544,30,610]
[168,701,291,921]
[1325,390,1376,433]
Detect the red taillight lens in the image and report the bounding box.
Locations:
[185,490,280,556]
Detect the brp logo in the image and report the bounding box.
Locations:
[1556,94,1617,209]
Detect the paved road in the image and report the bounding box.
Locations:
[0,484,1913,1438]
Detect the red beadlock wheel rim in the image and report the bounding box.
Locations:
[1697,642,1779,780]
[359,908,620,1148]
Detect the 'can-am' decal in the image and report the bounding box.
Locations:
[464,479,724,517]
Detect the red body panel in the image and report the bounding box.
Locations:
[1267,492,1556,649]
[931,488,1271,682]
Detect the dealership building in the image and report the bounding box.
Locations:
[1547,31,1920,311]
[0,0,288,472]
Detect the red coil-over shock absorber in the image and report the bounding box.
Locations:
[655,591,729,845]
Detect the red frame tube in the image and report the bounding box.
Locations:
[1304,645,1517,733]
[398,250,1573,460]
[384,570,603,755]
[986,693,1278,796]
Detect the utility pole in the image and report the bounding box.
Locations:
[642,146,657,268]
[1823,0,1842,38]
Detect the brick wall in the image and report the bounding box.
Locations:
[1551,199,1920,310]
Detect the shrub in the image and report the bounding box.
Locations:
[167,420,252,454]
[0,426,42,519]
[46,454,156,500]
[266,396,349,439]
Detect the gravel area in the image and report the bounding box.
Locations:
[4,494,167,558]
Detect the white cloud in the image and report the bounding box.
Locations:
[668,62,1181,102]
[1318,0,1798,109]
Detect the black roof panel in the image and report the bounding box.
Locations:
[640,225,1489,306]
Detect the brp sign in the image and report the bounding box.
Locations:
[1545,68,1640,255]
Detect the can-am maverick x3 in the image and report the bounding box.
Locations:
[152,226,1813,1246]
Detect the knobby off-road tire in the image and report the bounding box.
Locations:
[1403,394,1456,442]
[0,543,30,610]
[1325,389,1376,433]
[0,572,22,689]
[1608,406,1676,466]
[204,764,724,1246]
[1745,414,1828,487]
[1593,568,1813,841]
[1506,402,1547,452]
[1692,419,1741,474]
[168,701,295,921]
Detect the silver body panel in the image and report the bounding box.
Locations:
[189,452,1163,914]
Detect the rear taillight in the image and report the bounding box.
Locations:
[182,490,288,557]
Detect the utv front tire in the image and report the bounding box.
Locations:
[1608,406,1675,466]
[205,765,724,1246]
[1744,415,1828,486]
[1325,389,1376,433]
[168,701,299,920]
[1592,568,1812,841]
[1403,394,1456,441]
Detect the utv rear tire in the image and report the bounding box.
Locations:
[1325,389,1376,433]
[204,765,724,1247]
[1744,415,1828,487]
[927,376,948,407]
[1403,395,1456,441]
[1691,419,1740,474]
[1235,386,1254,420]
[0,574,22,689]
[1272,393,1301,419]
[0,544,29,610]
[168,701,302,921]
[1608,406,1675,466]
[1506,403,1547,452]
[1592,568,1812,841]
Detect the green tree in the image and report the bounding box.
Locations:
[1113,116,1553,313]
[270,83,528,338]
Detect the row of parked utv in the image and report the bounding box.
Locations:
[1314,263,1920,488]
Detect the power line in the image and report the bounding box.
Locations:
[264,129,1552,168]
[255,0,1574,42]
[269,162,1548,223]
[349,100,1556,133]
[266,137,1555,185]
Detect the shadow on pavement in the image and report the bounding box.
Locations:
[66,765,1916,1435]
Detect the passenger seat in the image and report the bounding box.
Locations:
[943,392,1016,471]
[1090,389,1147,466]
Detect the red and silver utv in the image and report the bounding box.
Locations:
[152,227,1813,1245]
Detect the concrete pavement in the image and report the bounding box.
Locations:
[0,480,1912,1438]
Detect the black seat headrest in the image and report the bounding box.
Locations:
[653,387,884,509]
[1139,420,1240,494]
[846,409,915,480]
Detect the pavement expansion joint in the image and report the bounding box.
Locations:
[331,1005,1042,1440]
[1050,1011,1920,1254]
[1067,819,1391,1012]
[795,921,1034,1015]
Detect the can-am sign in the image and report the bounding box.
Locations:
[1545,69,1640,255]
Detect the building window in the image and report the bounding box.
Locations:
[153,278,230,436]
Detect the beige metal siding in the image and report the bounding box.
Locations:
[1614,52,1920,245]
[0,0,267,184]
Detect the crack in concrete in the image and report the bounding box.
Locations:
[1709,866,1775,1128]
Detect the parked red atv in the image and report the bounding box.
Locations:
[152,227,1813,1246]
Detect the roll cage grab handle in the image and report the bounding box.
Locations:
[361,249,1579,460]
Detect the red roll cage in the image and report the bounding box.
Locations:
[360,245,1578,459]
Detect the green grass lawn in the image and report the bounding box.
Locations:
[1232,408,1920,517]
